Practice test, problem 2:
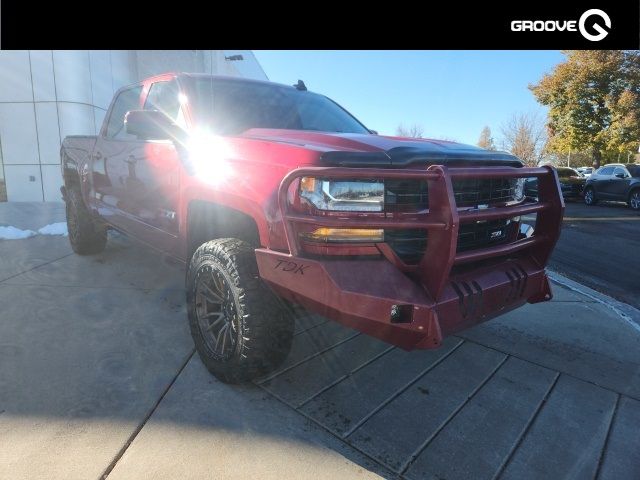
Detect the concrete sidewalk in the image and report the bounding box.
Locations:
[1,202,639,479]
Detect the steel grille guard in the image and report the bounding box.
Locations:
[255,164,564,350]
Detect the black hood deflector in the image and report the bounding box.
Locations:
[319,146,523,168]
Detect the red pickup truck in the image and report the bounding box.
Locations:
[61,73,564,383]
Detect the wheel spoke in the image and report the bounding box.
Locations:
[214,323,229,353]
[220,324,229,353]
[200,292,220,304]
[205,314,225,331]
[201,282,223,303]
[194,264,240,359]
[226,322,235,349]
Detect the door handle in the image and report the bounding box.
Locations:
[125,156,137,165]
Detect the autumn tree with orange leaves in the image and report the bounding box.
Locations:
[530,50,640,168]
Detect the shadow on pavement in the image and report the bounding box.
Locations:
[2,202,640,480]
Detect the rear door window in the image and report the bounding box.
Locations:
[598,167,614,176]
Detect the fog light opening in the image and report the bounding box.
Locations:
[390,304,414,324]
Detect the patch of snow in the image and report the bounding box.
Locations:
[38,222,68,236]
[0,226,37,240]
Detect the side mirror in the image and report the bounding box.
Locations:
[615,172,626,178]
[125,110,177,140]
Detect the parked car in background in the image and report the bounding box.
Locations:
[525,167,585,201]
[577,166,593,178]
[584,163,640,210]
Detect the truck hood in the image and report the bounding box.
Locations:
[242,129,523,168]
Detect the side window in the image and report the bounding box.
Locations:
[613,167,627,178]
[598,167,614,176]
[105,86,143,140]
[144,80,181,121]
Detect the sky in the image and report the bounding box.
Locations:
[253,50,565,146]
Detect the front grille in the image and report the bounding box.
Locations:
[452,178,516,206]
[384,178,517,212]
[384,229,428,264]
[384,219,513,263]
[383,177,518,263]
[384,179,429,213]
[457,219,511,252]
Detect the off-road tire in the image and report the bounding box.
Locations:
[65,187,107,255]
[186,238,294,384]
[584,187,598,206]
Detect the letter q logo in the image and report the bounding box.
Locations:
[579,9,611,41]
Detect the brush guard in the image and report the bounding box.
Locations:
[256,165,564,350]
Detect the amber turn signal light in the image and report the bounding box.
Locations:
[301,227,384,243]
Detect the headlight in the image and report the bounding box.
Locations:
[299,177,384,212]
[513,178,526,202]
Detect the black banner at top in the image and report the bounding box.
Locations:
[1,1,638,49]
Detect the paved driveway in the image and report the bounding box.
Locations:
[1,202,639,479]
[545,201,640,308]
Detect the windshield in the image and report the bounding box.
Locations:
[188,78,370,136]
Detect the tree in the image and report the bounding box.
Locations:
[477,126,496,150]
[500,112,547,167]
[530,50,640,168]
[396,123,424,138]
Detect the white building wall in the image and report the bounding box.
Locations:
[0,50,267,202]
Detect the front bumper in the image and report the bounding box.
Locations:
[257,251,551,350]
[257,164,564,350]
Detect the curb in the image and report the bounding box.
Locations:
[548,269,640,333]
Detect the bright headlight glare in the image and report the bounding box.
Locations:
[301,227,384,243]
[299,177,384,212]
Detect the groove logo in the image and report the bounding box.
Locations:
[511,9,611,42]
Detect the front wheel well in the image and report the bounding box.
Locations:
[187,201,261,259]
